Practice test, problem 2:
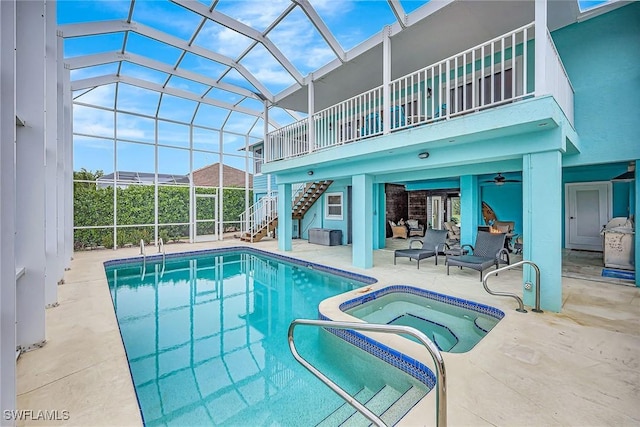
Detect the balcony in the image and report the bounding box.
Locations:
[266,23,573,164]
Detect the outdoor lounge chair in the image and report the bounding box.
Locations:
[394,229,449,268]
[446,231,510,280]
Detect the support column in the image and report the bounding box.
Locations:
[307,74,315,152]
[382,26,391,135]
[15,0,47,349]
[535,0,548,96]
[63,68,73,269]
[352,174,374,268]
[460,175,479,246]
[523,150,562,311]
[635,159,639,287]
[56,31,65,282]
[374,183,386,249]
[1,0,17,418]
[277,183,292,251]
[44,0,59,307]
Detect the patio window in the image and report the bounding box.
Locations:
[325,192,343,220]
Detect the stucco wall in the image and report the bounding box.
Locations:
[552,2,640,167]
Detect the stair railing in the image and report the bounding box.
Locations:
[239,191,278,242]
[288,319,446,427]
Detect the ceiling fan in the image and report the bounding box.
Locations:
[483,173,521,186]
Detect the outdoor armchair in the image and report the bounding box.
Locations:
[446,231,510,280]
[394,229,449,268]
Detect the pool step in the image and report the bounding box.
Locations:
[316,387,376,427]
[379,385,427,425]
[341,385,403,427]
[317,384,423,427]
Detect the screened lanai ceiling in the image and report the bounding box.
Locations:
[59,0,614,137]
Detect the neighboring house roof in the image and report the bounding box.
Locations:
[192,163,253,188]
[97,163,252,188]
[97,171,189,187]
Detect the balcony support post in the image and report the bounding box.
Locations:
[382,25,391,135]
[352,174,374,268]
[277,183,292,252]
[308,74,315,153]
[535,0,548,96]
[522,149,562,311]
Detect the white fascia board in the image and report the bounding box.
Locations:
[66,51,262,101]
[60,20,274,102]
[172,0,304,85]
[293,0,346,61]
[405,0,455,27]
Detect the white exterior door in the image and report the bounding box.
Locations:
[565,182,611,251]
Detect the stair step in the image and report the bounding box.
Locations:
[316,387,377,427]
[380,386,426,426]
[341,385,403,427]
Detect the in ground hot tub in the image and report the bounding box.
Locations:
[341,285,504,353]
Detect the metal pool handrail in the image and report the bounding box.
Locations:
[140,239,146,280]
[482,260,543,313]
[288,319,446,427]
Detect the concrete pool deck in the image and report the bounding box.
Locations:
[16,238,640,426]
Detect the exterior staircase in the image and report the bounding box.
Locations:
[239,180,333,243]
[292,180,333,219]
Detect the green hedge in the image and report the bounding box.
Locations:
[74,169,251,250]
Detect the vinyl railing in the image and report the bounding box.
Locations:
[239,191,278,242]
[266,22,573,163]
[238,183,306,240]
[545,30,574,125]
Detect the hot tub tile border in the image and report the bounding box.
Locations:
[318,313,436,390]
[339,284,505,320]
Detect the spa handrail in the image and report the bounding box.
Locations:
[288,319,446,427]
[482,260,543,313]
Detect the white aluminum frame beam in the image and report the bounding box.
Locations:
[293,0,346,62]
[387,0,407,29]
[59,20,274,102]
[66,51,261,101]
[172,0,304,84]
[71,74,282,128]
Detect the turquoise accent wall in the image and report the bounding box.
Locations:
[480,182,523,235]
[552,3,640,166]
[297,178,352,245]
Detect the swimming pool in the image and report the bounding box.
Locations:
[104,248,433,426]
[342,285,504,353]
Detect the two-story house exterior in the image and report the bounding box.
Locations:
[249,0,639,312]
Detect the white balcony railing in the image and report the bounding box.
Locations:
[267,22,574,163]
[545,30,574,125]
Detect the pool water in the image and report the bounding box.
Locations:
[344,286,504,353]
[105,251,430,426]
